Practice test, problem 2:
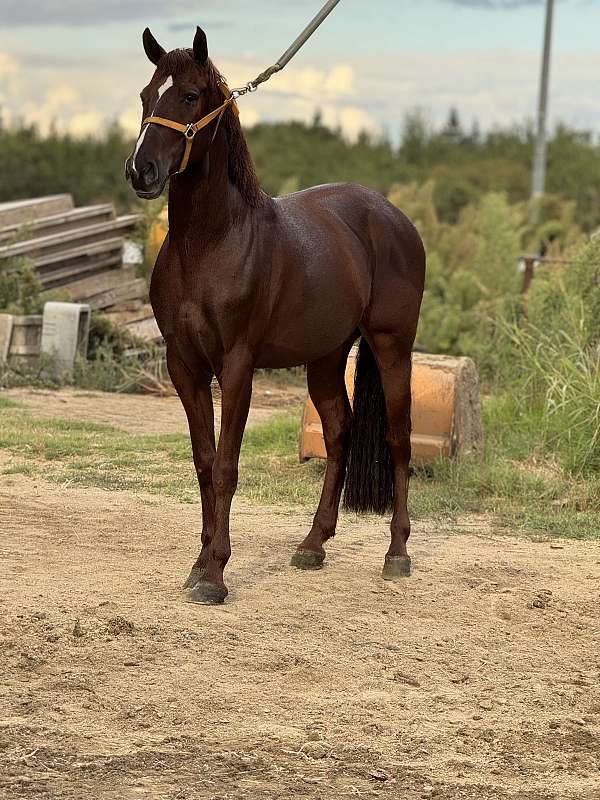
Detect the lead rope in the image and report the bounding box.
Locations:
[228,0,342,101]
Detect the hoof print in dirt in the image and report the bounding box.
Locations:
[186,582,228,605]
[381,555,411,581]
[106,616,135,636]
[290,549,325,570]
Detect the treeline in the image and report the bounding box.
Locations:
[1,110,600,231]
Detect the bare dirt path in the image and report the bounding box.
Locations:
[3,377,306,434]
[1,467,599,800]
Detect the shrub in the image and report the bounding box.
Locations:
[408,192,523,368]
[500,305,600,475]
[0,254,44,315]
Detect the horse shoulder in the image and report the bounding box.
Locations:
[149,233,183,338]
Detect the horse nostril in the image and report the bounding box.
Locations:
[142,160,158,186]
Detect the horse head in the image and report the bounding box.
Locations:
[126,27,225,199]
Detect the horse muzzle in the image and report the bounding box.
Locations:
[127,156,167,200]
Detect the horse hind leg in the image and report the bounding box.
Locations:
[368,332,413,580]
[291,341,354,570]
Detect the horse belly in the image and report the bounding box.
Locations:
[255,272,367,368]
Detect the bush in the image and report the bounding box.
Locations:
[500,307,600,475]
[487,237,600,475]
[396,191,524,370]
[0,254,44,315]
[74,313,172,394]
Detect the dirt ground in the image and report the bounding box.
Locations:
[1,392,600,799]
[4,377,306,434]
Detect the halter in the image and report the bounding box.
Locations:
[142,83,239,174]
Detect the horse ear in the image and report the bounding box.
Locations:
[193,26,208,65]
[143,28,166,66]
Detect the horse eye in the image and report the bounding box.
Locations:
[184,93,199,104]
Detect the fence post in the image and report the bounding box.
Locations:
[522,257,536,294]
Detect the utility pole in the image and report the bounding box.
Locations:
[530,0,555,223]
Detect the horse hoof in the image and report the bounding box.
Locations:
[381,555,411,581]
[183,567,204,590]
[186,581,228,605]
[290,549,325,570]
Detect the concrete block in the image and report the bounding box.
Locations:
[0,313,14,365]
[41,302,91,378]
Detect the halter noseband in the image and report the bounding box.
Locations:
[142,83,239,174]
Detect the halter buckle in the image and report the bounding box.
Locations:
[184,123,197,139]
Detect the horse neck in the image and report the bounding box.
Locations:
[167,133,248,247]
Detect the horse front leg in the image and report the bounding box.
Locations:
[165,346,216,589]
[186,353,253,605]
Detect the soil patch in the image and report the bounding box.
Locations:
[2,471,599,799]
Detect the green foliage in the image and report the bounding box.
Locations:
[562,236,600,346]
[0,120,134,211]
[1,112,600,231]
[86,313,137,361]
[74,313,171,394]
[0,254,43,314]
[494,237,600,476]
[390,187,525,369]
[502,318,600,475]
[387,183,599,478]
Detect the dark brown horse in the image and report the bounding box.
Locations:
[126,27,425,604]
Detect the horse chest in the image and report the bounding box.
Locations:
[171,273,257,360]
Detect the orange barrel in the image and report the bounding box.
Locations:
[299,351,483,466]
[147,205,168,267]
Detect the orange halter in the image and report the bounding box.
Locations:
[142,83,239,173]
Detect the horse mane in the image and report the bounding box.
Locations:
[159,49,266,208]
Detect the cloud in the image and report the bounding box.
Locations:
[212,58,374,140]
[257,63,355,100]
[0,52,19,78]
[0,0,218,26]
[2,46,600,143]
[323,106,381,139]
[69,111,105,136]
[0,52,21,123]
[444,0,543,7]
[168,20,234,33]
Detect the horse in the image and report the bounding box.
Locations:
[125,26,426,604]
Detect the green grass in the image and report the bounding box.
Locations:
[1,395,599,539]
[0,396,20,409]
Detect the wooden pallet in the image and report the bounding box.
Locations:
[0,195,152,336]
[0,195,73,227]
[105,305,162,343]
[34,239,125,289]
[0,205,115,244]
[0,215,140,262]
[54,266,148,310]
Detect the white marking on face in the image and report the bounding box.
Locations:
[157,75,173,99]
[132,75,173,174]
[132,125,149,174]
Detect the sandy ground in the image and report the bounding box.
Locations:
[3,378,307,434]
[1,465,600,800]
[1,389,600,799]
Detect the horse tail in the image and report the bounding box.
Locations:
[343,337,394,514]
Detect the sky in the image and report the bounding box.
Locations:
[0,0,599,142]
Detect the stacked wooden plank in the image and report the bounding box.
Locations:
[0,195,74,227]
[0,195,161,343]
